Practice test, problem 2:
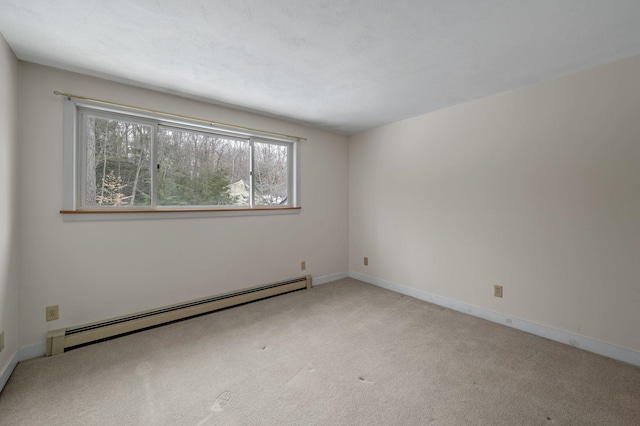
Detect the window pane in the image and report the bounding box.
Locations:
[84,114,152,207]
[254,142,289,206]
[157,127,250,206]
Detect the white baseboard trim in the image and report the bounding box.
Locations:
[0,351,19,393]
[0,342,48,393]
[313,271,349,286]
[349,271,640,367]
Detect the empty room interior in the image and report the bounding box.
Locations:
[1,1,640,425]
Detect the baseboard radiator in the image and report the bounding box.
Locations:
[46,275,312,356]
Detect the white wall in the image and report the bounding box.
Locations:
[349,54,640,353]
[17,63,349,347]
[0,34,19,373]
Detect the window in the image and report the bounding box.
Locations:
[80,111,153,208]
[156,126,251,207]
[62,97,299,219]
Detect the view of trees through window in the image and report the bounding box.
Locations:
[82,111,291,208]
[254,142,289,205]
[85,115,152,207]
[157,127,250,206]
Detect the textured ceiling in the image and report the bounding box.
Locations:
[2,1,640,134]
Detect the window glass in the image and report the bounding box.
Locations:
[254,141,289,206]
[70,104,297,215]
[157,127,250,206]
[83,114,152,207]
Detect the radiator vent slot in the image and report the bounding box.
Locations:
[46,275,312,356]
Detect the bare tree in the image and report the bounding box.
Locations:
[85,117,97,205]
[95,171,131,206]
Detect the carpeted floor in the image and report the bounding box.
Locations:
[1,278,639,425]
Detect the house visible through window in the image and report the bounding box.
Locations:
[66,101,297,216]
[155,125,251,207]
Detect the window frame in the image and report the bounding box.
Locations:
[62,97,300,221]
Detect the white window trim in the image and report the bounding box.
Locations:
[62,97,301,221]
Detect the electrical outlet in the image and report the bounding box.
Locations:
[494,285,503,298]
[0,331,4,352]
[364,257,368,266]
[46,305,59,321]
[301,261,306,271]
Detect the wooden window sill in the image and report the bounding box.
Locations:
[60,207,301,221]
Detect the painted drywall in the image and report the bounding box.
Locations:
[0,33,19,375]
[349,54,640,352]
[17,63,349,347]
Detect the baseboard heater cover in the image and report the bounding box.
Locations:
[46,275,312,356]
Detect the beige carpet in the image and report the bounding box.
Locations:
[1,278,639,425]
